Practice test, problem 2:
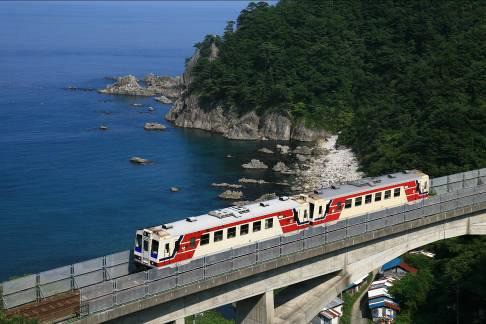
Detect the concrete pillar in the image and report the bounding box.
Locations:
[236,290,274,324]
[175,318,185,324]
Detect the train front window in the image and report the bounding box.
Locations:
[151,240,159,256]
[165,243,170,254]
[394,188,401,197]
[190,238,196,248]
[227,227,236,239]
[143,240,149,252]
[214,230,223,242]
[136,234,142,248]
[345,199,352,208]
[201,234,210,245]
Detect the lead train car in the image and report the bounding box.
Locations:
[134,170,429,268]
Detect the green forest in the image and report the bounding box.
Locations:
[390,237,486,323]
[188,1,486,322]
[190,0,485,178]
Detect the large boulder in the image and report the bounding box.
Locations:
[154,96,173,104]
[272,162,289,173]
[258,148,274,154]
[242,159,269,169]
[219,190,243,200]
[130,156,151,164]
[144,123,166,131]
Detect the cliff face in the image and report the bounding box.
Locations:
[166,48,328,142]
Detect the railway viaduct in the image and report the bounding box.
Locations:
[78,200,486,324]
[2,169,486,324]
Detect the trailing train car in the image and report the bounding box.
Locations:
[134,170,429,268]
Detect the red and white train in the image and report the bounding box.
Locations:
[134,170,429,268]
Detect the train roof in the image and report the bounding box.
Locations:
[146,197,300,237]
[315,169,425,200]
[144,170,426,239]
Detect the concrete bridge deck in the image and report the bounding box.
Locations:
[77,202,486,324]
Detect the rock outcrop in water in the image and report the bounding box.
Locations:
[219,190,243,200]
[242,159,268,169]
[130,156,151,164]
[99,75,182,99]
[144,123,166,131]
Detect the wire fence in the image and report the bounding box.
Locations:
[1,250,132,309]
[430,168,486,194]
[1,168,485,313]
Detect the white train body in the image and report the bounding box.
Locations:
[134,170,429,268]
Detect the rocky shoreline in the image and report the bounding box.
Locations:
[92,46,363,203]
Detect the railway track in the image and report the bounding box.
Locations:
[5,291,80,323]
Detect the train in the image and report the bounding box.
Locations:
[134,170,429,268]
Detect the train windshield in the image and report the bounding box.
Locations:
[136,234,142,248]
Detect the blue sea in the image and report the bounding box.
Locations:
[0,1,284,281]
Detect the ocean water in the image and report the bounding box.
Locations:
[0,1,285,281]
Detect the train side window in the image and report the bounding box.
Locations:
[375,192,382,201]
[214,230,223,242]
[384,190,391,199]
[165,243,170,254]
[143,240,149,252]
[189,238,196,248]
[240,224,249,235]
[200,234,210,246]
[253,221,261,232]
[365,195,372,204]
[394,188,400,197]
[319,205,323,214]
[265,218,273,229]
[227,227,236,239]
[345,199,352,208]
[355,197,362,206]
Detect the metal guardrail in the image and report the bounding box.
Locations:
[430,168,486,194]
[1,168,485,312]
[1,250,131,309]
[77,183,486,316]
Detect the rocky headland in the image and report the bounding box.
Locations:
[93,42,362,202]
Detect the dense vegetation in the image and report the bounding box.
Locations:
[185,310,234,324]
[190,0,485,177]
[390,237,486,324]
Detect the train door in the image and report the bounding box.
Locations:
[309,203,315,219]
[142,231,151,264]
[162,241,171,260]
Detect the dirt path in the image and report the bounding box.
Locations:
[350,271,376,324]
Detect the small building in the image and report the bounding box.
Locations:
[368,278,400,323]
[343,274,368,294]
[311,297,344,324]
[381,257,417,279]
